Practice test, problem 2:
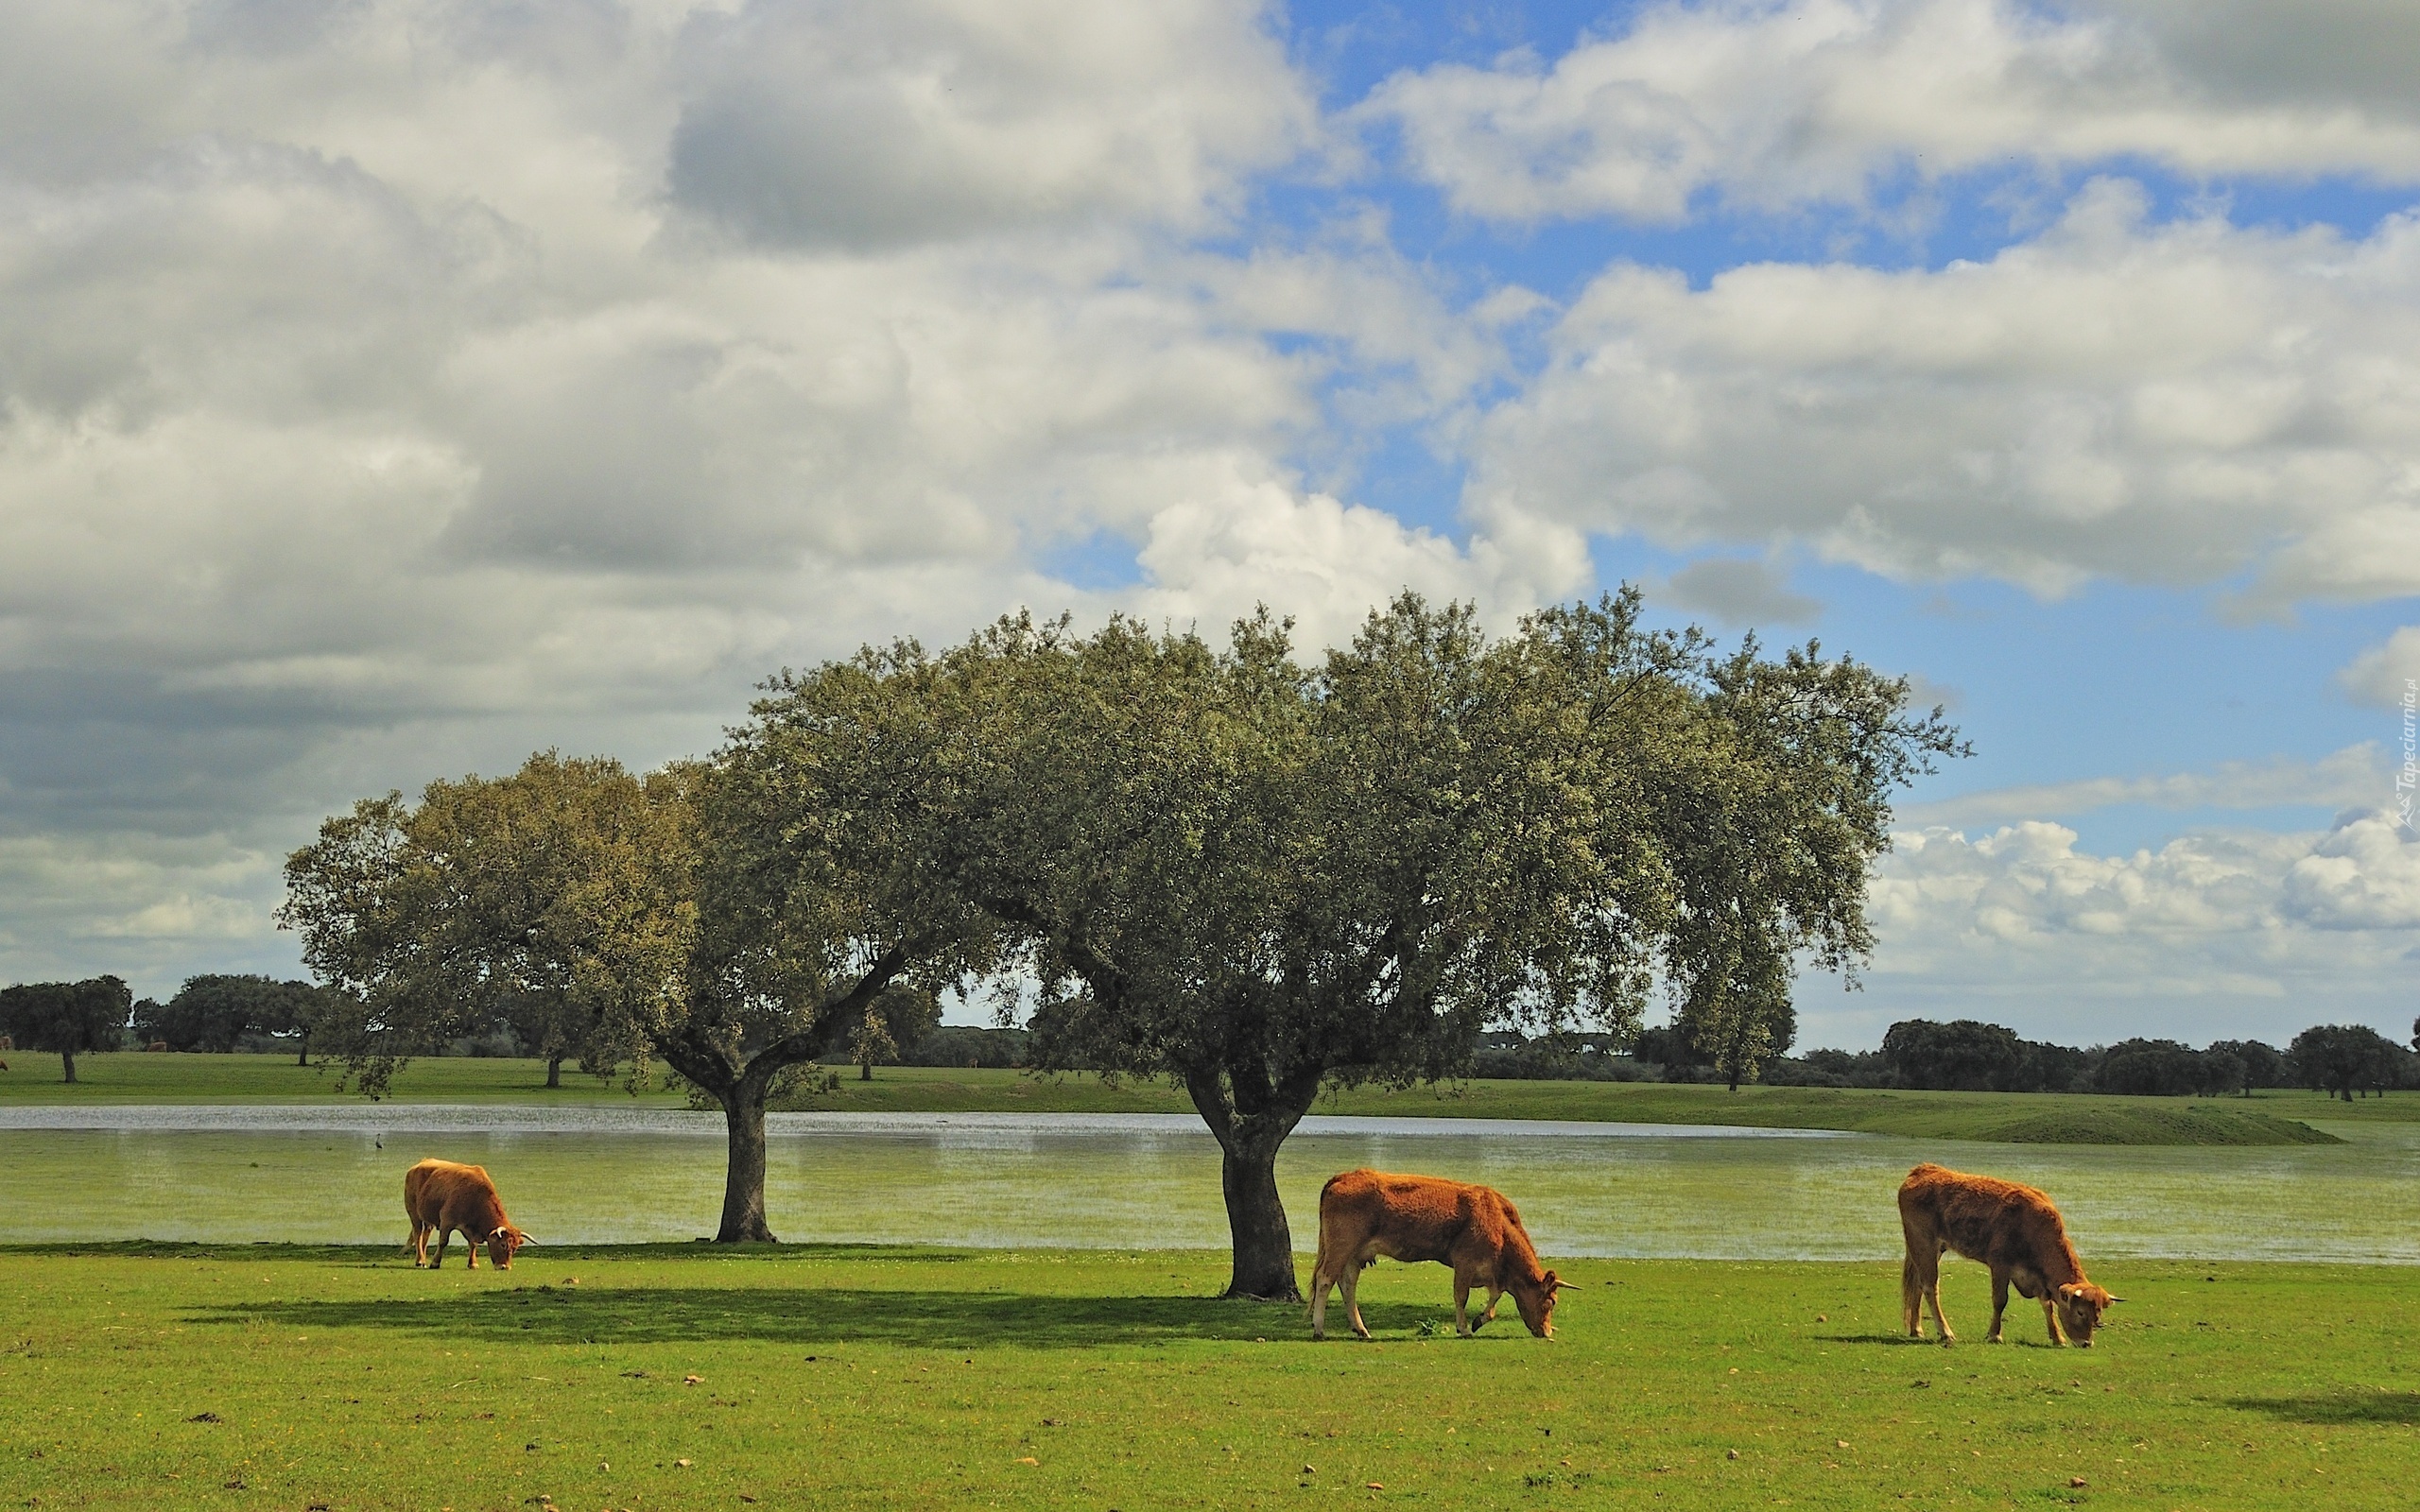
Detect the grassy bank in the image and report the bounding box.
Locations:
[1,1245,2411,1510]
[0,1054,2358,1144]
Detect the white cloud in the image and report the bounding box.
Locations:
[1841,810,2420,1045]
[1123,475,1581,651]
[666,0,1315,248]
[1902,744,2388,828]
[1362,0,2420,224]
[2337,628,2420,708]
[1660,557,1820,626]
[1466,180,2420,600]
[0,833,286,995]
[0,1,1566,992]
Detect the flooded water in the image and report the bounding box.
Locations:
[1,1106,2411,1263]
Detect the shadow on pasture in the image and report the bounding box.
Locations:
[2227,1390,2420,1426]
[185,1286,1429,1349]
[1815,1332,1941,1347]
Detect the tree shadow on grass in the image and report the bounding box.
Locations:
[2227,1391,2420,1426]
[186,1286,1433,1349]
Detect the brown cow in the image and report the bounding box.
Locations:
[1898,1162,2118,1348]
[404,1159,531,1271]
[1310,1168,1566,1341]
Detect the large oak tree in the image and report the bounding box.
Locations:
[937,593,1955,1299]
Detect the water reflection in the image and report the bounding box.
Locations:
[0,1107,2409,1263]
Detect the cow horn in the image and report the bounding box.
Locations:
[2105,1296,2124,1305]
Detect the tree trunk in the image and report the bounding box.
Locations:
[1187,1070,1314,1301]
[1217,1125,1299,1300]
[545,1056,564,1090]
[859,1060,873,1082]
[296,1035,309,1067]
[60,1047,76,1084]
[716,1084,778,1243]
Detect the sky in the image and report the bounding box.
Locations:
[5,0,2420,1050]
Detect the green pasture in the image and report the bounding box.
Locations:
[2,1246,2411,1511]
[0,1053,2370,1144]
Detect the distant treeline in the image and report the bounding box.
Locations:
[7,971,2412,1106]
[1466,1017,2420,1101]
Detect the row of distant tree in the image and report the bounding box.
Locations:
[0,974,357,1082]
[1849,1018,2417,1101]
[1464,1016,2420,1101]
[15,971,2406,1109]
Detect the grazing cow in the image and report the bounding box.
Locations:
[1897,1162,2118,1348]
[1310,1169,1566,1341]
[404,1159,531,1271]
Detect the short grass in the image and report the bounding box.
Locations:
[0,1055,2367,1144]
[2,1246,2411,1510]
[0,1055,689,1106]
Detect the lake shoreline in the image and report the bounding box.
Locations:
[0,1054,2381,1144]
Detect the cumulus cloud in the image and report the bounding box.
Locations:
[1362,0,2420,224]
[1121,475,1581,650]
[0,832,286,991]
[1660,557,1820,625]
[1465,180,2420,600]
[666,0,1313,249]
[0,1,1573,991]
[1844,809,2420,1044]
[2337,628,2420,707]
[1902,744,2388,827]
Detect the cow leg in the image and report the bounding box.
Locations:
[1901,1252,1923,1336]
[409,1220,429,1268]
[429,1227,448,1270]
[1987,1270,2010,1343]
[1453,1272,1473,1337]
[1310,1264,1334,1341]
[2040,1297,2065,1347]
[1922,1246,1955,1346]
[462,1226,478,1270]
[1342,1264,1371,1341]
[1476,1284,1503,1332]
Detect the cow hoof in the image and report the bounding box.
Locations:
[1938,1337,1955,1349]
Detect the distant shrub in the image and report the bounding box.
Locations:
[894,1025,1030,1070]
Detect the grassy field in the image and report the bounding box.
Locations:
[0,1053,2366,1144]
[1,1245,2411,1511]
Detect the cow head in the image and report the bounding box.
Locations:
[485,1225,532,1270]
[2055,1281,2117,1346]
[1513,1270,1569,1338]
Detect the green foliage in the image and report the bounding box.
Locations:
[1665,634,1965,1090]
[132,974,344,1058]
[848,1006,898,1079]
[1881,1018,2029,1091]
[0,976,130,1082]
[278,753,692,1097]
[2288,1023,2409,1100]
